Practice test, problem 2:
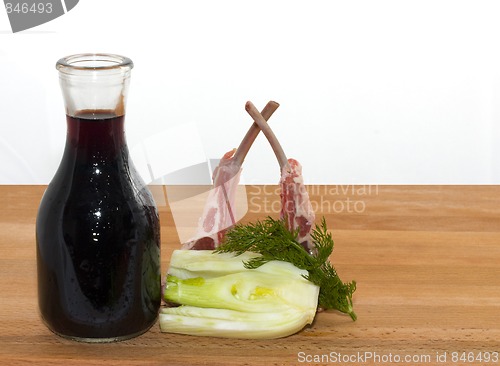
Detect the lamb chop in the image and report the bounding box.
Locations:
[245,101,316,253]
[182,101,280,250]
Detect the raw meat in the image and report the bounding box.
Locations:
[182,101,280,250]
[279,158,316,252]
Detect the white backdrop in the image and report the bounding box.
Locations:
[1,0,500,184]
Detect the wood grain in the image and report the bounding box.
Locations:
[0,185,499,365]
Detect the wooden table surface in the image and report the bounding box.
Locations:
[0,185,499,365]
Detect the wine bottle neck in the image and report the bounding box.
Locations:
[65,114,128,161]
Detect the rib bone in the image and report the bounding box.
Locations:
[182,101,279,250]
[244,101,316,253]
[245,101,288,170]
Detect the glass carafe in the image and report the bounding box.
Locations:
[36,54,161,342]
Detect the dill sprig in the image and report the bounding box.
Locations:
[216,216,357,321]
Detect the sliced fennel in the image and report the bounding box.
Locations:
[167,250,262,279]
[160,306,314,339]
[160,250,319,339]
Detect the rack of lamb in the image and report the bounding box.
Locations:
[181,101,315,253]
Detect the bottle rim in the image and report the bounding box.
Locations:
[56,53,134,73]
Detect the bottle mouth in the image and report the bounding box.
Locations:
[56,53,133,74]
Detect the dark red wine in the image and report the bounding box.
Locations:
[36,112,160,341]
